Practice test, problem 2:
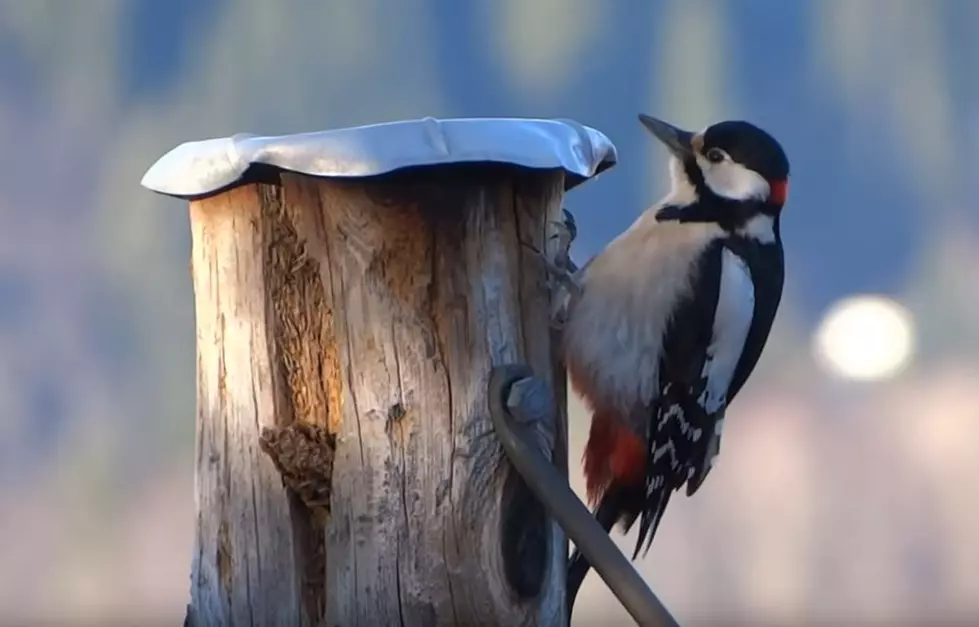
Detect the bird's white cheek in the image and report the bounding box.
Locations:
[701,161,770,202]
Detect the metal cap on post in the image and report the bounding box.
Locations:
[142,117,616,627]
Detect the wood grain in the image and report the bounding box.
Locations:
[186,164,569,626]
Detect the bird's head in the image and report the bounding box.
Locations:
[639,114,790,211]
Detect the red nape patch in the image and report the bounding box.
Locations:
[582,412,646,505]
[768,178,789,206]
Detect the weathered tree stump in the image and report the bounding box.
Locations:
[142,117,616,627]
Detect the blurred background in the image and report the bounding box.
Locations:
[2,0,978,624]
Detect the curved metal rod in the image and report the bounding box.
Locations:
[488,365,681,627]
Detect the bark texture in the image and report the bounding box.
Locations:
[187,164,569,627]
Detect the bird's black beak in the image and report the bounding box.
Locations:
[638,114,694,158]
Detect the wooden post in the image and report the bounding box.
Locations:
[142,118,616,627]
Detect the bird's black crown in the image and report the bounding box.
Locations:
[701,121,790,181]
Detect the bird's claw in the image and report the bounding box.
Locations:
[543,208,581,284]
[540,254,582,298]
[545,265,579,331]
[524,207,582,330]
[546,208,578,267]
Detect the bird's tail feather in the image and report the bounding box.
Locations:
[632,485,673,560]
[566,483,643,618]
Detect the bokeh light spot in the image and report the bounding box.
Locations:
[812,294,916,381]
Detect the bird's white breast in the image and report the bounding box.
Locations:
[564,211,723,416]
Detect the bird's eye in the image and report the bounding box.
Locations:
[705,148,726,163]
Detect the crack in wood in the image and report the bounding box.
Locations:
[186,168,568,626]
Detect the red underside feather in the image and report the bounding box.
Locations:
[582,411,646,505]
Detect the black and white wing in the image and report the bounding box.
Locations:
[632,241,758,557]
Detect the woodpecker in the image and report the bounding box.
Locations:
[560,114,791,612]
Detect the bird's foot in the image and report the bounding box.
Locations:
[546,207,583,287]
[537,252,580,293]
[545,207,578,269]
[521,208,583,330]
[527,254,572,330]
[540,253,582,330]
